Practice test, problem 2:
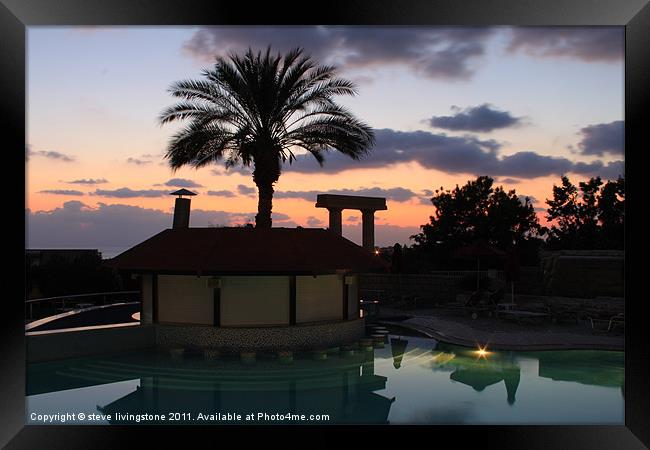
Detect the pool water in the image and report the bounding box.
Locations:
[26,333,624,425]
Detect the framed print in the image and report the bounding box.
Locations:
[1,0,648,447]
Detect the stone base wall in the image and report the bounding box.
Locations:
[155,318,365,352]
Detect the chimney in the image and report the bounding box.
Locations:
[170,189,197,229]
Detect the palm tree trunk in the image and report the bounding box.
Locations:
[255,181,274,228]
[252,152,280,229]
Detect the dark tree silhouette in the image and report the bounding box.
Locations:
[159,47,375,228]
[411,176,543,268]
[390,243,404,274]
[545,175,624,249]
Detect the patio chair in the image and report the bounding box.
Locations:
[607,312,624,332]
[588,310,623,333]
[487,288,505,306]
[461,291,494,319]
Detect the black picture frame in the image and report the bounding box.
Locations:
[1,0,648,447]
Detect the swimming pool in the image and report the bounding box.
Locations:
[26,332,624,425]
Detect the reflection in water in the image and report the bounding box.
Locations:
[429,344,521,405]
[390,337,408,369]
[28,350,395,424]
[532,350,624,387]
[26,336,624,425]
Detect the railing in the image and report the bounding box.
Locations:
[423,270,505,280]
[25,290,140,323]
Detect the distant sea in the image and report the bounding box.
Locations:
[98,247,129,259]
[25,246,129,259]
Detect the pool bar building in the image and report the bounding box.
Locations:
[107,192,388,352]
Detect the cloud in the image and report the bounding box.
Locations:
[183,26,495,80]
[26,201,264,250]
[126,157,151,166]
[281,128,624,180]
[306,216,324,227]
[576,120,624,156]
[498,177,521,184]
[274,187,417,202]
[163,178,204,188]
[269,212,288,220]
[28,150,75,162]
[65,178,108,185]
[207,190,236,197]
[91,188,170,198]
[237,184,256,196]
[427,104,523,132]
[342,223,421,247]
[346,216,359,222]
[572,159,624,180]
[211,167,244,176]
[518,194,538,204]
[25,200,412,250]
[506,27,624,62]
[38,189,84,196]
[282,128,497,174]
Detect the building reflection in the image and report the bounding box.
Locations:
[390,337,408,369]
[530,350,624,388]
[30,350,395,424]
[430,343,522,406]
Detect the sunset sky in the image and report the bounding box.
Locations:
[26,26,624,257]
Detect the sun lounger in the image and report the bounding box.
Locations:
[590,312,624,333]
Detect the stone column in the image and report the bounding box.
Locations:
[361,210,375,252]
[328,207,343,235]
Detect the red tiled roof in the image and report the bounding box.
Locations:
[106,227,388,275]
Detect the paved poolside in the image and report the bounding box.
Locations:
[374,307,624,351]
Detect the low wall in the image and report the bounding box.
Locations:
[512,294,624,315]
[359,273,495,303]
[155,318,366,352]
[541,250,624,298]
[26,324,156,363]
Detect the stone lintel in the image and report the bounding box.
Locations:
[315,194,388,212]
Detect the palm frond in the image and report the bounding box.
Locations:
[160,46,374,176]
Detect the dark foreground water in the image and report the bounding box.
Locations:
[26,333,624,425]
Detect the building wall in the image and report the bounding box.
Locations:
[220,276,290,326]
[296,274,343,323]
[157,275,213,325]
[141,274,153,324]
[346,276,359,320]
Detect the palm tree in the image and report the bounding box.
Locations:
[159,47,375,228]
